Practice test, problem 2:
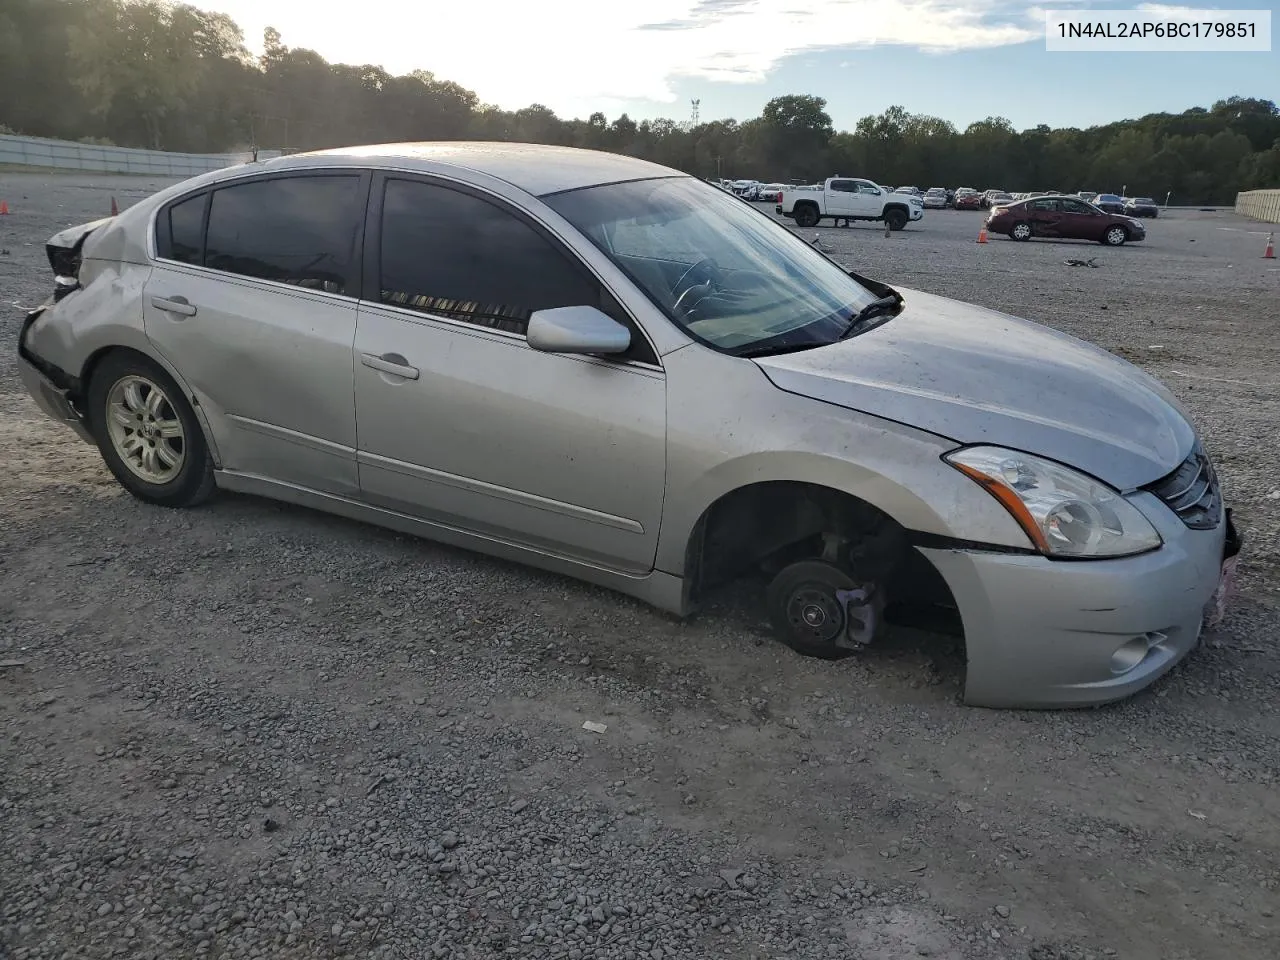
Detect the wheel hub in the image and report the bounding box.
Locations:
[104,375,186,484]
[786,586,844,644]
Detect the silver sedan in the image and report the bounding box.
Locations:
[17,142,1241,708]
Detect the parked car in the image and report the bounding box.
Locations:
[1077,191,1098,202]
[987,195,1147,246]
[981,190,1013,209]
[778,177,923,230]
[953,188,982,210]
[757,183,786,203]
[17,142,1239,709]
[894,186,921,197]
[1094,193,1126,214]
[731,179,762,200]
[923,187,948,209]
[1125,197,1160,218]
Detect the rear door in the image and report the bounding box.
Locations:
[1025,198,1064,237]
[826,180,858,217]
[145,171,370,495]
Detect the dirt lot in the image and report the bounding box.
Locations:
[2,172,1279,960]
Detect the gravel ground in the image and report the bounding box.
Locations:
[1,172,1278,960]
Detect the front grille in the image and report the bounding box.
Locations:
[1145,443,1222,530]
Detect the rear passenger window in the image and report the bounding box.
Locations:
[165,194,205,265]
[204,176,362,295]
[378,179,600,336]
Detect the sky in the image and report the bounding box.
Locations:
[200,0,1279,131]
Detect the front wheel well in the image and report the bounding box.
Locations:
[683,481,960,622]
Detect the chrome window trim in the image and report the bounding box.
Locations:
[147,162,668,371]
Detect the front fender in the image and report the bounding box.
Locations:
[654,347,1034,577]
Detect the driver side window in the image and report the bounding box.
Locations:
[829,180,857,193]
[1061,199,1095,215]
[378,178,656,363]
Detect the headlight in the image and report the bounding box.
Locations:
[945,446,1162,558]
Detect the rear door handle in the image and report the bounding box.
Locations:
[151,295,197,317]
[361,352,420,380]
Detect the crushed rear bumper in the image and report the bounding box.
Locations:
[17,301,94,445]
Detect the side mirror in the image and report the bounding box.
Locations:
[527,305,631,356]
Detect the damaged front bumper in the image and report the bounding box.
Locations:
[17,301,95,445]
[919,493,1240,709]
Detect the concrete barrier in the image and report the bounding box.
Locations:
[0,134,282,176]
[1235,189,1280,224]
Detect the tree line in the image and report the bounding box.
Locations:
[2,0,1278,204]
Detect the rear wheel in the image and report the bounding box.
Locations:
[1103,225,1128,246]
[88,351,216,508]
[1010,221,1032,241]
[884,208,908,231]
[794,204,819,228]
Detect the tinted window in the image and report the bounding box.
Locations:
[166,194,205,265]
[1027,199,1059,212]
[1061,199,1095,215]
[204,176,362,295]
[379,179,601,337]
[829,180,856,193]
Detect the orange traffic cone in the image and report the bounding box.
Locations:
[976,225,988,244]
[1264,231,1276,259]
[0,200,9,215]
[110,196,119,216]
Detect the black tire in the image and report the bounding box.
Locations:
[766,560,859,660]
[793,204,819,228]
[87,350,216,508]
[884,208,908,231]
[1009,221,1032,241]
[1102,225,1128,246]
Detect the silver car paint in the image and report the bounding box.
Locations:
[16,143,1229,708]
[926,489,1226,708]
[144,263,362,497]
[353,301,668,571]
[756,289,1195,491]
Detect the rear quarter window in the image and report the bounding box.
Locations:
[157,193,207,265]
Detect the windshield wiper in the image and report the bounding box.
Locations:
[734,341,824,359]
[733,290,904,359]
[837,294,902,339]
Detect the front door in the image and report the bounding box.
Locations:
[144,172,369,495]
[1059,197,1108,241]
[852,180,885,217]
[353,175,667,572]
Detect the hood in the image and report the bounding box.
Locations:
[754,289,1194,490]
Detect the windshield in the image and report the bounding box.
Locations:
[545,177,881,354]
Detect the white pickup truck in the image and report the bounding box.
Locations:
[776,177,924,230]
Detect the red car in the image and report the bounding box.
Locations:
[986,195,1146,246]
[954,191,982,210]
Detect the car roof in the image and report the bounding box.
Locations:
[228,142,686,198]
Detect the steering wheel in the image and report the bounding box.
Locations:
[672,257,721,300]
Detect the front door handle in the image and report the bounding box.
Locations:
[361,352,420,380]
[151,295,197,317]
